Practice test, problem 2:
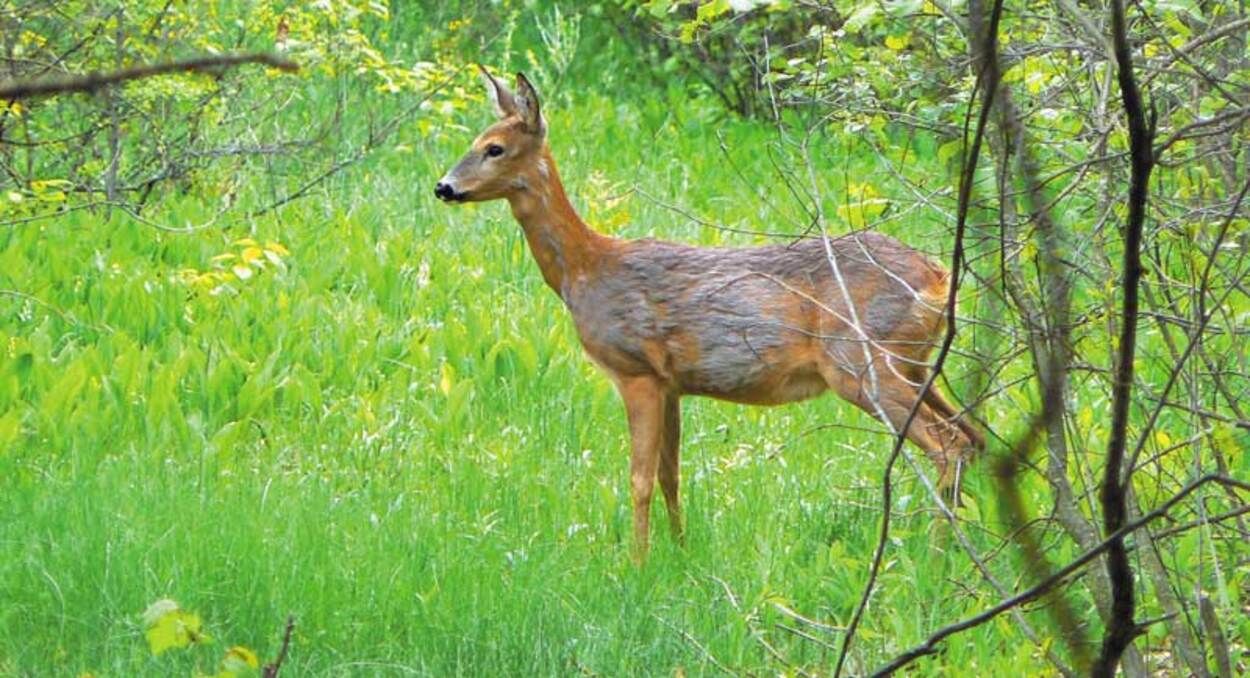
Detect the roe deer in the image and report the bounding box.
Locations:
[435,67,984,560]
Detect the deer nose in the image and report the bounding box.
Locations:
[434,182,455,201]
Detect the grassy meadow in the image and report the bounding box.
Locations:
[3,5,1244,676]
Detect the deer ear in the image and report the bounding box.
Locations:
[478,64,516,118]
[514,72,546,136]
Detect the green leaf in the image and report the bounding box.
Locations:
[39,359,87,422]
[937,139,963,165]
[885,0,926,16]
[696,0,732,22]
[0,408,21,449]
[1155,0,1203,19]
[513,338,540,377]
[645,0,674,17]
[843,3,880,32]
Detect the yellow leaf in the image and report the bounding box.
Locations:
[142,599,208,655]
[222,645,260,673]
[847,182,879,199]
[240,246,264,264]
[884,34,909,50]
[439,363,454,396]
[265,241,291,256]
[31,179,71,190]
[836,184,889,228]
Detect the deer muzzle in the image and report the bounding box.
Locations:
[434,181,468,202]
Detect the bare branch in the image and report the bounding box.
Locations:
[262,615,296,678]
[1094,0,1158,673]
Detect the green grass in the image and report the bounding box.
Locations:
[0,66,1177,676]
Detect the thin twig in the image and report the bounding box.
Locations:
[262,615,296,678]
[652,615,736,676]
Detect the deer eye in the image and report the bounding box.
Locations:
[485,144,505,158]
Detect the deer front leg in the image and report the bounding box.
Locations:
[618,376,664,562]
[657,392,684,545]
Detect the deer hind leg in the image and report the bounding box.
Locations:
[917,399,976,506]
[617,375,665,562]
[921,386,985,453]
[824,363,974,503]
[657,392,684,545]
[903,362,987,454]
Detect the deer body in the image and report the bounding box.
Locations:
[437,69,982,559]
[568,235,946,402]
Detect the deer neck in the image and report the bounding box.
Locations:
[506,147,606,298]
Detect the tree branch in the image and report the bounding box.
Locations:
[262,615,296,678]
[1096,0,1156,673]
[0,52,298,100]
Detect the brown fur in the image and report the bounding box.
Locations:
[438,69,983,560]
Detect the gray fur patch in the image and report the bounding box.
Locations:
[563,232,945,399]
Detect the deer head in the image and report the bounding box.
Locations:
[434,66,547,204]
